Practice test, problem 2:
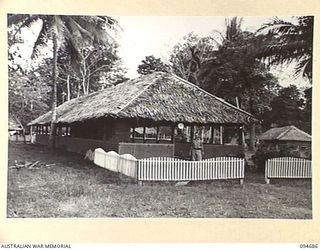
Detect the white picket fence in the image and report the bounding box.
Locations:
[93,149,245,184]
[94,148,137,178]
[137,157,245,183]
[265,157,312,184]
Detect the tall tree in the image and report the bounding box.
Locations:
[8,64,51,127]
[256,16,313,81]
[198,17,280,149]
[303,87,312,134]
[265,85,305,128]
[169,33,216,84]
[137,55,170,75]
[199,19,279,118]
[57,43,127,100]
[8,14,120,147]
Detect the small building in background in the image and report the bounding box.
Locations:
[8,115,26,141]
[8,115,23,135]
[259,125,311,158]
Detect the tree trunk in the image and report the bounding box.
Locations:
[82,76,86,95]
[248,96,256,150]
[86,76,90,95]
[49,31,58,148]
[67,74,70,101]
[77,82,81,98]
[249,123,256,151]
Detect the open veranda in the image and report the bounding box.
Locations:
[7,142,312,218]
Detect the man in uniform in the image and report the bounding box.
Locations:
[191,132,204,161]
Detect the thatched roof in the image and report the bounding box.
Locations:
[9,115,23,130]
[28,72,255,126]
[259,126,311,142]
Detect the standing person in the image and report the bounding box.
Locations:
[191,132,204,161]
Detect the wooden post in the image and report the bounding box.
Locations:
[238,126,243,146]
[249,123,256,151]
[190,125,194,142]
[143,126,146,143]
[131,127,135,142]
[156,126,159,143]
[58,125,62,136]
[211,125,214,144]
[220,125,223,145]
[171,124,175,144]
[240,178,244,185]
[30,125,33,143]
[265,161,270,184]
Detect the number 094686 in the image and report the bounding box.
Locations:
[300,244,318,248]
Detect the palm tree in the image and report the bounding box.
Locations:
[256,16,313,81]
[8,14,119,147]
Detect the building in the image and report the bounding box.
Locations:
[259,125,311,158]
[9,115,23,135]
[28,72,255,159]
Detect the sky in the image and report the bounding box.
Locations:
[10,15,310,88]
[115,16,270,78]
[114,16,309,87]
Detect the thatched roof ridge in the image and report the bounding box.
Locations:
[28,72,255,126]
[259,125,311,142]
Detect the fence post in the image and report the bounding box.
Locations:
[239,178,244,185]
[265,159,270,184]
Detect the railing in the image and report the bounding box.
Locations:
[265,157,312,184]
[137,157,244,184]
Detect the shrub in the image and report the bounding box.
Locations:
[252,144,305,172]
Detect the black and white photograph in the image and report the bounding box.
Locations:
[7,14,313,219]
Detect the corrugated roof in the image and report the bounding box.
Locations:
[259,125,311,142]
[28,72,255,126]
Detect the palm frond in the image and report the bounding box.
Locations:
[258,17,296,34]
[256,16,313,81]
[295,57,312,79]
[73,16,117,44]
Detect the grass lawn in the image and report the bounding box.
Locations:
[7,142,312,218]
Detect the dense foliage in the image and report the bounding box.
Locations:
[8,14,127,129]
[137,55,169,75]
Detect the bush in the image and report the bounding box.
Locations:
[252,144,304,172]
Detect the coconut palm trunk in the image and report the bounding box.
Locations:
[49,31,58,147]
